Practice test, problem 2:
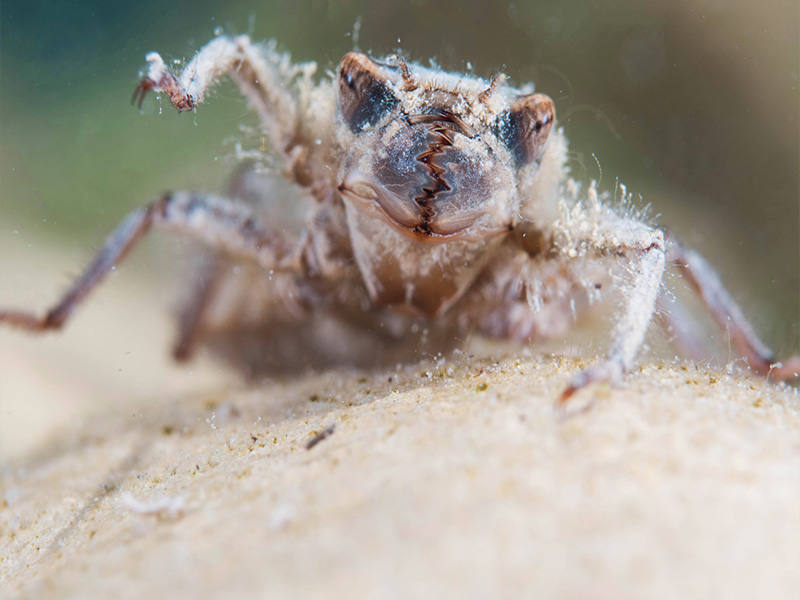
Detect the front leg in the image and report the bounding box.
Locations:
[133,35,309,168]
[550,209,799,403]
[556,227,666,403]
[465,199,667,405]
[0,192,304,332]
[517,189,672,403]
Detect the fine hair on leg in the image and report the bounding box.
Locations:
[558,230,666,403]
[0,192,304,333]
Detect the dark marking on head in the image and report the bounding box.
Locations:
[338,52,399,133]
[494,93,555,167]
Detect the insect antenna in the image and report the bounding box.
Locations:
[478,73,507,104]
[393,55,418,91]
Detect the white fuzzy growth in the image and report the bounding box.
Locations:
[144,36,317,151]
[546,178,667,378]
[177,36,244,103]
[144,51,167,82]
[550,181,659,259]
[519,127,569,226]
[610,235,665,367]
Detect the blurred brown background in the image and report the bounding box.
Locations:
[1,0,797,354]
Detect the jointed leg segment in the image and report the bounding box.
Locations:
[133,35,303,158]
[557,226,798,404]
[666,233,800,380]
[172,255,224,362]
[0,192,303,333]
[558,231,667,403]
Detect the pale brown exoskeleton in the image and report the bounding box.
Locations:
[2,35,798,403]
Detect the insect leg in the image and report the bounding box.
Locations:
[0,192,303,333]
[171,255,223,361]
[135,36,301,157]
[171,164,269,361]
[665,233,800,380]
[559,229,666,404]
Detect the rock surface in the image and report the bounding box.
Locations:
[1,238,799,599]
[2,353,799,599]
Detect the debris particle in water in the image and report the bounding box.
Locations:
[305,424,336,450]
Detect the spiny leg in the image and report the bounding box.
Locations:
[666,233,800,380]
[0,192,303,333]
[1,203,156,331]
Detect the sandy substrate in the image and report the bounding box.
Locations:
[1,238,799,599]
[3,357,800,599]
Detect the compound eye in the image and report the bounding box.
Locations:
[494,93,555,167]
[338,52,399,133]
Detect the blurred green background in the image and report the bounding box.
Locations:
[1,0,797,354]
